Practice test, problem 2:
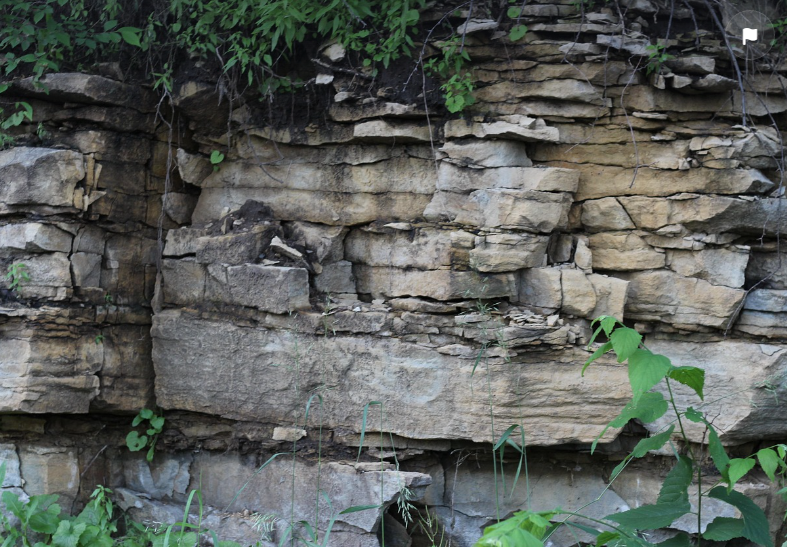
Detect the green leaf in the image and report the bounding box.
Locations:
[596,531,620,546]
[727,458,755,487]
[506,6,521,18]
[146,445,155,462]
[210,150,225,165]
[126,431,147,451]
[668,366,705,400]
[609,392,669,428]
[605,501,689,529]
[756,448,779,482]
[581,341,612,376]
[627,349,672,403]
[599,316,618,336]
[610,426,675,480]
[707,425,731,480]
[139,408,154,420]
[708,486,773,547]
[509,25,528,41]
[609,327,642,363]
[655,533,691,547]
[683,407,703,423]
[52,520,87,547]
[29,510,60,534]
[118,27,141,47]
[703,517,744,541]
[657,456,692,506]
[150,416,165,430]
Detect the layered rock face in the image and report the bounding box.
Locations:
[2,2,787,546]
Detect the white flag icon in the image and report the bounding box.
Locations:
[742,27,758,45]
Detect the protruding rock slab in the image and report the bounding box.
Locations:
[0,148,84,208]
[645,339,787,444]
[152,309,632,446]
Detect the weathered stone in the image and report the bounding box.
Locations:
[622,270,745,328]
[285,222,347,264]
[345,227,466,270]
[574,236,592,271]
[15,73,157,112]
[163,228,209,257]
[469,233,549,272]
[193,187,432,225]
[195,227,271,265]
[587,274,629,319]
[619,195,787,235]
[533,141,690,169]
[444,117,560,142]
[71,252,102,287]
[93,325,155,411]
[581,198,636,231]
[0,223,72,255]
[475,80,605,105]
[451,189,572,233]
[164,193,199,225]
[667,248,749,288]
[123,454,192,500]
[353,120,432,143]
[665,56,715,74]
[440,139,531,167]
[19,447,79,512]
[517,268,563,310]
[561,165,774,200]
[314,261,356,294]
[0,148,84,208]
[746,251,787,290]
[153,310,631,445]
[645,340,787,444]
[176,149,213,185]
[588,232,666,271]
[744,289,787,312]
[437,163,579,193]
[561,269,596,317]
[354,266,515,300]
[330,102,425,122]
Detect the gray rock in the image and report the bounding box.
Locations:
[667,248,749,288]
[0,223,73,255]
[354,266,515,300]
[437,163,578,193]
[71,252,102,287]
[440,139,531,168]
[314,261,356,294]
[0,148,84,208]
[517,268,563,310]
[581,198,636,231]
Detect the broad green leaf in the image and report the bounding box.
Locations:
[668,366,705,400]
[628,349,672,403]
[118,27,141,47]
[139,408,154,420]
[52,520,87,547]
[506,6,521,17]
[605,501,689,529]
[610,426,675,480]
[610,327,642,363]
[683,407,703,423]
[657,456,692,505]
[703,517,744,541]
[757,448,780,481]
[707,424,730,480]
[126,431,147,451]
[727,458,755,487]
[582,341,612,376]
[29,510,60,534]
[150,416,165,430]
[509,25,528,41]
[609,392,669,428]
[708,486,773,547]
[596,531,620,546]
[655,532,691,547]
[2,490,24,518]
[599,316,618,336]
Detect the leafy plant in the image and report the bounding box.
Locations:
[424,36,475,113]
[645,42,674,75]
[126,408,165,462]
[209,149,225,171]
[475,316,782,547]
[5,263,30,292]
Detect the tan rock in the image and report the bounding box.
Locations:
[352,120,432,143]
[667,248,749,288]
[587,274,629,319]
[354,266,515,300]
[451,189,572,233]
[330,102,425,122]
[622,270,745,328]
[444,117,560,142]
[517,268,563,310]
[20,447,79,512]
[152,309,632,445]
[345,227,466,270]
[581,198,636,231]
[588,232,666,270]
[437,163,579,193]
[645,339,787,444]
[470,233,549,272]
[561,269,596,317]
[193,188,432,225]
[440,139,531,167]
[195,227,271,265]
[206,264,310,314]
[314,261,355,294]
[285,222,347,264]
[475,80,605,105]
[532,141,690,170]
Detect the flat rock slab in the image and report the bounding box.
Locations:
[152,309,632,446]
